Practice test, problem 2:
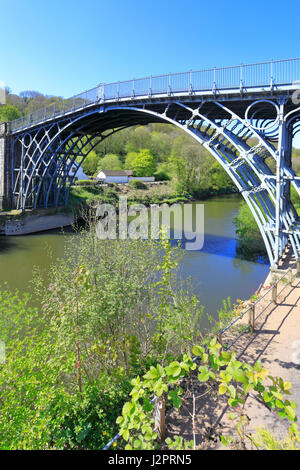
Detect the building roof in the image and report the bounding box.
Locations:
[98,170,133,176]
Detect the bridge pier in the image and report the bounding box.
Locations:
[0,123,12,211]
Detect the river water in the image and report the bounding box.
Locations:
[0,194,269,320]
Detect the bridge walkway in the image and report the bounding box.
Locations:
[165,257,300,449]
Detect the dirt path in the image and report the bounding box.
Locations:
[165,264,300,449]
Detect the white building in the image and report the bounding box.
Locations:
[67,160,90,182]
[96,170,155,184]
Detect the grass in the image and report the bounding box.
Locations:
[68,182,192,216]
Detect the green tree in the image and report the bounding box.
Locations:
[124,151,138,169]
[81,150,98,176]
[125,127,152,154]
[97,153,123,172]
[126,149,157,177]
[150,131,173,162]
[0,105,22,122]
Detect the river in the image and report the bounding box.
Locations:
[0,194,270,322]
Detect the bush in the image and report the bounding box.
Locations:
[56,379,131,449]
[129,180,147,189]
[154,170,170,181]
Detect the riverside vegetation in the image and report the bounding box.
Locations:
[0,223,298,450]
[0,224,206,449]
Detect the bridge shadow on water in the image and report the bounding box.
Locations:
[0,236,20,254]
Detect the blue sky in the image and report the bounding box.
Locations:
[0,0,300,98]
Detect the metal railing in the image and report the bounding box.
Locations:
[103,260,300,449]
[10,57,300,133]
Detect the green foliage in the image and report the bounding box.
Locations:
[0,104,22,122]
[125,151,139,169]
[97,153,123,172]
[250,424,300,450]
[124,127,152,154]
[0,227,204,449]
[56,379,130,449]
[233,202,266,258]
[168,136,234,197]
[81,150,98,176]
[154,170,171,181]
[129,180,147,189]
[165,436,194,450]
[116,335,299,450]
[6,90,63,116]
[291,185,300,214]
[125,149,157,177]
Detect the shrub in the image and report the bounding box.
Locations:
[154,170,170,181]
[129,180,147,189]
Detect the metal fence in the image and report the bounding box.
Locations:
[103,261,300,450]
[10,57,300,133]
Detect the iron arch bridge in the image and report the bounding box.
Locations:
[2,58,300,267]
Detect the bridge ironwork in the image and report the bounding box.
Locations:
[1,57,300,267]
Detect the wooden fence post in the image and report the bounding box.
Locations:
[248,304,255,332]
[297,259,300,277]
[272,283,277,304]
[288,267,293,286]
[154,394,166,442]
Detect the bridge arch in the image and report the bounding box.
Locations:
[37,104,279,264]
[10,99,300,267]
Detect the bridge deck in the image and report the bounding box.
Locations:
[8,57,300,134]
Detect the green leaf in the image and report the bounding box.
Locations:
[228,385,236,398]
[285,406,296,420]
[263,391,272,403]
[192,345,204,356]
[283,381,292,391]
[219,384,227,395]
[220,435,232,447]
[228,398,238,407]
[168,391,182,409]
[231,368,247,384]
[144,366,159,380]
[122,402,133,416]
[198,372,209,382]
[166,362,182,378]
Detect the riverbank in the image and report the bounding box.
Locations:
[68,181,193,216]
[0,207,74,235]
